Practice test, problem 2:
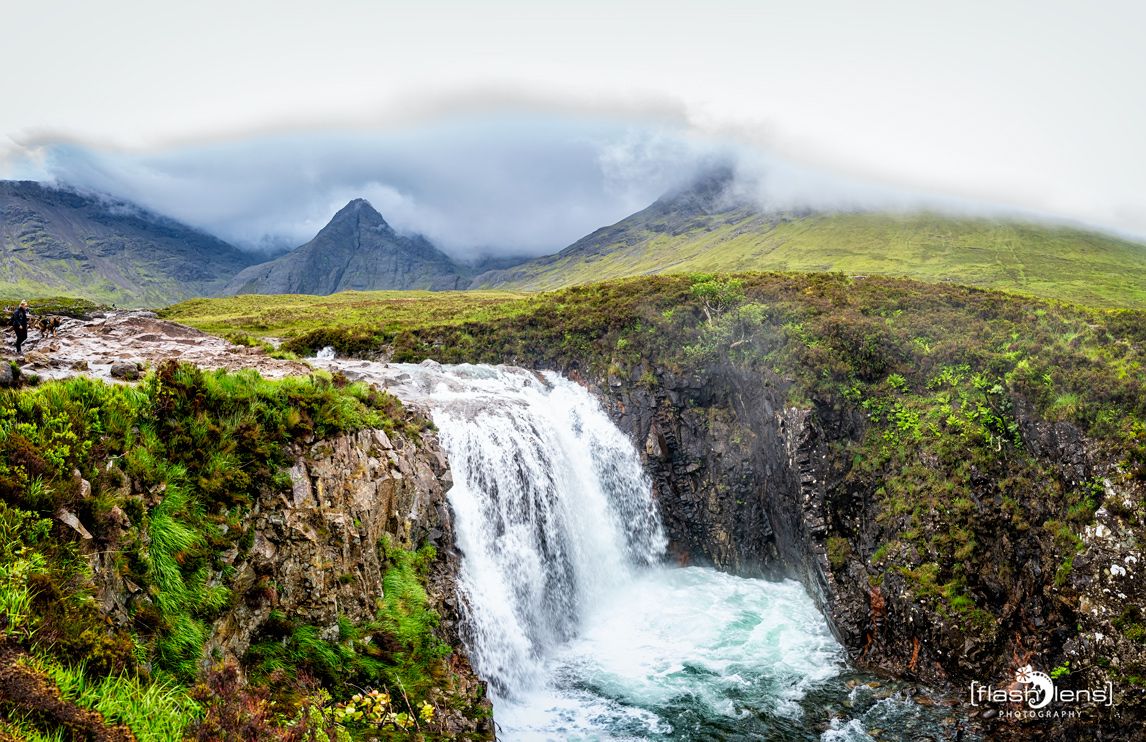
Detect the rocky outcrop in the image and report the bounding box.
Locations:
[584,362,829,581]
[81,421,491,737]
[207,425,491,735]
[205,428,449,658]
[578,358,1146,738]
[108,361,141,380]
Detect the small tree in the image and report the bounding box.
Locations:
[689,274,746,323]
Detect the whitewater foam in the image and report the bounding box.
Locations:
[311,360,967,740]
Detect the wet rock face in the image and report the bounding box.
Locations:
[1063,494,1146,726]
[584,362,830,584]
[580,360,1146,737]
[206,427,451,659]
[52,418,491,736]
[203,425,490,733]
[588,362,861,651]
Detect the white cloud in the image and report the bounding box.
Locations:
[6,116,725,257]
[5,109,1139,259]
[2,3,1144,243]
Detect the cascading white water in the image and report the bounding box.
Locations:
[314,358,971,740]
[374,362,666,696]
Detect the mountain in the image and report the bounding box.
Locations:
[472,170,1146,308]
[223,199,470,295]
[0,181,258,307]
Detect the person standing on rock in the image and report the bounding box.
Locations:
[10,300,29,356]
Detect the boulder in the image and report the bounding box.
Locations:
[20,350,51,368]
[109,361,141,380]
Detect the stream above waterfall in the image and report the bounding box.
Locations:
[315,357,975,741]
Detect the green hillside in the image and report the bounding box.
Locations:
[474,209,1146,308]
[0,181,258,307]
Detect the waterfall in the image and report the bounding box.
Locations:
[376,362,666,695]
[315,358,970,740]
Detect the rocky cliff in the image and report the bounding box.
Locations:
[580,358,1144,739]
[89,422,492,738]
[0,355,494,740]
[210,425,491,736]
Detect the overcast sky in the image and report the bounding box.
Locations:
[2,1,1144,255]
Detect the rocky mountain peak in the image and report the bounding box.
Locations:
[652,164,742,216]
[324,198,393,234]
[221,196,470,294]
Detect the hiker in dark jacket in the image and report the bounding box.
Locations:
[10,300,29,355]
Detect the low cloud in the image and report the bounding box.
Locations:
[3,111,1136,259]
[6,115,724,259]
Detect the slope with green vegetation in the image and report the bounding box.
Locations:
[173,274,1144,474]
[0,363,487,740]
[163,274,1145,505]
[0,181,259,307]
[473,190,1146,309]
[159,290,530,351]
[167,274,1146,733]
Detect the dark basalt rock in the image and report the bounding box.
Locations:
[108,361,141,380]
[574,359,1145,740]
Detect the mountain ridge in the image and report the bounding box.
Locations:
[5,175,1145,310]
[0,180,259,306]
[471,173,1146,308]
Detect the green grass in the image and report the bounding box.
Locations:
[0,259,188,309]
[0,295,107,318]
[27,656,199,741]
[160,289,530,341]
[376,541,451,694]
[0,719,68,742]
[167,272,1146,651]
[246,541,449,703]
[0,364,447,737]
[475,211,1146,309]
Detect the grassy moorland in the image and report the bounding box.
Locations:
[165,273,1145,487]
[473,211,1146,309]
[0,363,476,740]
[0,296,107,318]
[166,274,1146,666]
[160,290,530,343]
